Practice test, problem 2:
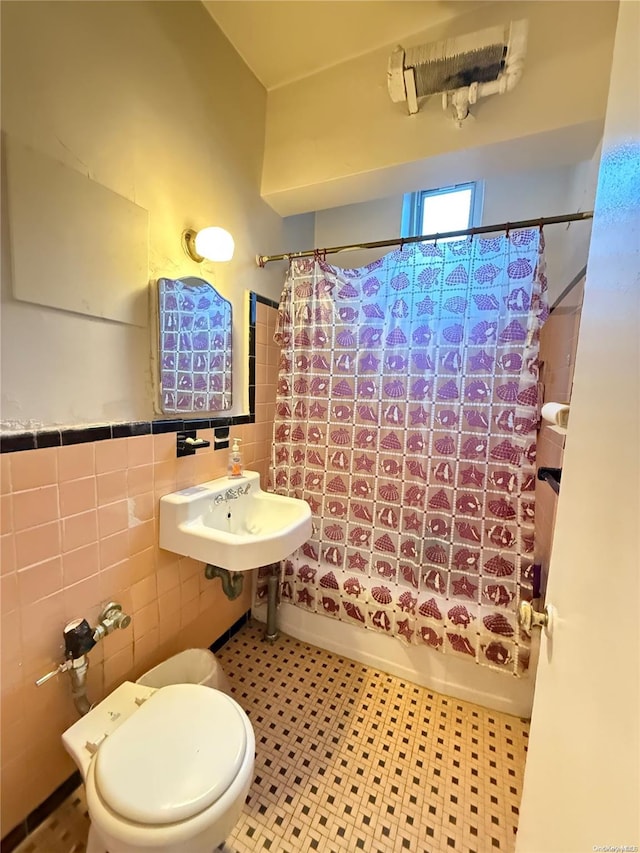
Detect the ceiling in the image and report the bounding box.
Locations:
[204,1,483,90]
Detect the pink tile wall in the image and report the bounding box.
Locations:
[0,305,281,835]
[536,280,585,592]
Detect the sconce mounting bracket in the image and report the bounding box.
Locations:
[182,229,204,263]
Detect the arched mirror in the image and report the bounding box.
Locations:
[156,276,232,413]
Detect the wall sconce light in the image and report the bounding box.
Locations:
[182,226,235,263]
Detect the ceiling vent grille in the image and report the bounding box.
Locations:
[388,20,528,125]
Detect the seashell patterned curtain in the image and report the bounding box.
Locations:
[266,231,548,676]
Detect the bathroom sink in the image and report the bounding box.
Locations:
[159,471,312,571]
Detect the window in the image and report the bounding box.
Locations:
[401,182,483,239]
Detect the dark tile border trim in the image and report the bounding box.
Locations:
[0,433,36,453]
[1,411,254,455]
[0,770,82,853]
[254,293,279,310]
[61,426,112,446]
[0,610,253,851]
[112,421,152,439]
[209,608,252,654]
[0,293,280,454]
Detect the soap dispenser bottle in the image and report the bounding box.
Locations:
[228,438,243,478]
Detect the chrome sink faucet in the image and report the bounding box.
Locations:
[214,483,251,505]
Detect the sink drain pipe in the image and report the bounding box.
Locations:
[203,562,280,639]
[264,563,280,643]
[204,564,244,600]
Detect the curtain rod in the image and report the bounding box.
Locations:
[256,210,594,267]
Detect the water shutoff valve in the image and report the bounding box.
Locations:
[92,602,132,642]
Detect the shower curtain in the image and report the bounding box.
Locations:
[267,231,548,676]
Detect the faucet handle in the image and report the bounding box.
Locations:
[35,660,71,687]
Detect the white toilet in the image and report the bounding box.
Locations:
[62,680,255,853]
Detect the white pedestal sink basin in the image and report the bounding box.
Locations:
[159,471,312,571]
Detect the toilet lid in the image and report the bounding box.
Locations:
[94,684,247,825]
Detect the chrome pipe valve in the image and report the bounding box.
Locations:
[36,602,131,685]
[92,602,132,642]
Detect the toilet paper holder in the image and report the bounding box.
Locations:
[541,402,570,435]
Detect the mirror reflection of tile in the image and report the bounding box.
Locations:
[157,277,232,413]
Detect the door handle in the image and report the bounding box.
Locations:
[519,600,552,634]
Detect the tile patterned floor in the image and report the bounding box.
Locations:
[12,620,529,853]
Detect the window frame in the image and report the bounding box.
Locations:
[400,181,484,239]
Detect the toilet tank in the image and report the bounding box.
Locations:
[62,681,156,780]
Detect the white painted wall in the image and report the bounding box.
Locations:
[0,2,312,431]
[313,161,598,303]
[557,140,603,304]
[262,0,618,215]
[481,162,597,303]
[517,1,640,847]
[313,195,403,271]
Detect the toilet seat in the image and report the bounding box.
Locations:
[94,684,247,825]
